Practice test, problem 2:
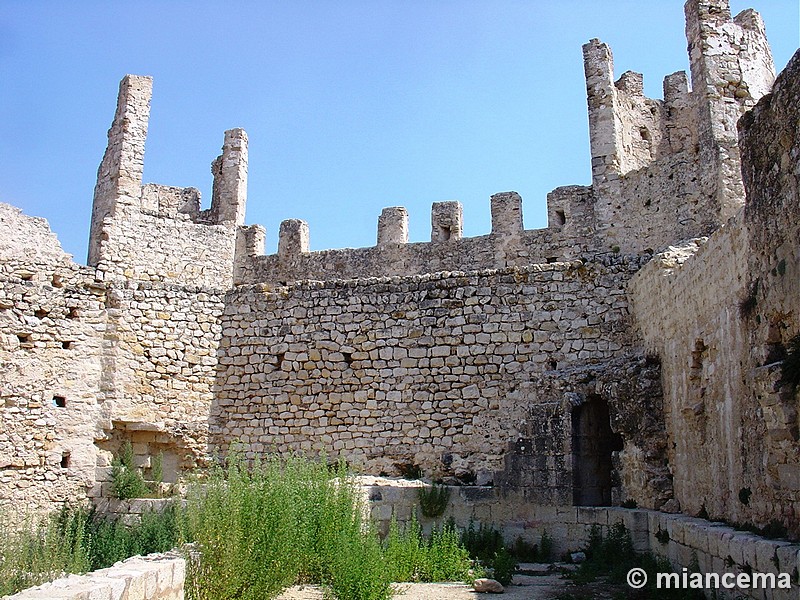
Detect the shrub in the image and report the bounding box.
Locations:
[383,515,474,583]
[86,504,181,570]
[490,547,516,586]
[150,451,164,489]
[111,441,150,500]
[511,536,538,562]
[539,530,553,562]
[0,506,91,595]
[418,483,450,518]
[181,455,393,600]
[0,503,180,597]
[570,522,703,599]
[461,521,504,565]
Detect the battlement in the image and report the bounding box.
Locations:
[579,0,776,254]
[233,187,597,285]
[82,0,777,287]
[87,76,250,289]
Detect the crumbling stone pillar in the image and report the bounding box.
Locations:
[583,39,621,189]
[490,192,523,236]
[278,219,309,258]
[377,207,408,246]
[210,128,248,225]
[685,0,775,220]
[430,201,462,242]
[239,224,265,257]
[88,75,152,266]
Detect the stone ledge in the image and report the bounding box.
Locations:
[4,551,185,600]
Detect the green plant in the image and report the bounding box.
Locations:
[654,527,670,545]
[490,547,516,586]
[511,536,538,562]
[569,522,703,599]
[539,530,553,562]
[182,455,393,600]
[461,521,504,565]
[621,499,638,508]
[418,482,450,518]
[383,515,474,584]
[0,503,180,597]
[150,451,164,486]
[111,441,149,500]
[780,333,800,390]
[0,506,90,596]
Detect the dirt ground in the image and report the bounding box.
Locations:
[275,564,626,599]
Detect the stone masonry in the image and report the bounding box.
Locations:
[1,0,799,560]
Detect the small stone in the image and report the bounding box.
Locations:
[570,551,586,563]
[473,578,504,593]
[661,499,681,514]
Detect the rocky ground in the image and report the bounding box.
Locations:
[275,563,628,599]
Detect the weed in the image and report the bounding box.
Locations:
[511,536,538,562]
[569,522,703,599]
[621,499,638,509]
[461,521,504,565]
[0,503,180,596]
[539,530,553,562]
[383,515,474,584]
[182,455,403,600]
[490,547,516,585]
[418,483,450,518]
[111,441,150,500]
[150,451,164,488]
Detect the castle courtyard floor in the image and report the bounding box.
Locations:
[275,566,625,599]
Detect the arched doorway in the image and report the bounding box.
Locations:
[571,394,623,506]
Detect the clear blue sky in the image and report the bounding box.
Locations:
[1,1,797,263]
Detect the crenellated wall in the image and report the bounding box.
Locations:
[88,76,247,290]
[582,0,775,256]
[629,48,800,538]
[211,255,674,509]
[2,2,798,571]
[234,189,600,286]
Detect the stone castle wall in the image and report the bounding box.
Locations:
[1,0,798,563]
[213,254,674,509]
[583,0,775,255]
[629,48,800,537]
[0,206,106,513]
[234,187,599,286]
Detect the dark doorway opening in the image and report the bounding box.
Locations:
[572,394,623,506]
